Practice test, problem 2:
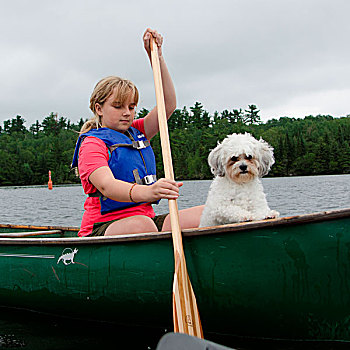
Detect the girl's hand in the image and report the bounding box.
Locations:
[143,28,163,58]
[133,178,183,202]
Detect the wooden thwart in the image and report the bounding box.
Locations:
[150,37,203,338]
[0,230,63,238]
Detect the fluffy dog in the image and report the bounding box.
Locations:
[199,133,279,227]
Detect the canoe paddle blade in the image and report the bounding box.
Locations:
[173,254,203,337]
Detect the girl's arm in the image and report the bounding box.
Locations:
[142,28,176,140]
[89,166,182,203]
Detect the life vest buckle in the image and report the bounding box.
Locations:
[143,175,157,185]
[132,140,150,149]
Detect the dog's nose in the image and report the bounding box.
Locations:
[239,164,247,171]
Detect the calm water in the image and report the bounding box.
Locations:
[0,174,350,349]
[0,174,349,227]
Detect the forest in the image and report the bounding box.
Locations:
[0,103,349,186]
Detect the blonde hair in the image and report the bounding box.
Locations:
[80,76,139,134]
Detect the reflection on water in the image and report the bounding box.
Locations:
[0,307,164,350]
[0,307,349,350]
[0,174,349,227]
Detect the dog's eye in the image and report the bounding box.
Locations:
[246,155,252,160]
[230,156,238,162]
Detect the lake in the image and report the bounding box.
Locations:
[0,174,350,349]
[0,174,349,227]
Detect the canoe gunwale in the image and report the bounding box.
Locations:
[0,207,349,245]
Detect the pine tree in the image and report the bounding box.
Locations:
[244,105,261,125]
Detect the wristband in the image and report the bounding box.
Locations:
[129,183,137,203]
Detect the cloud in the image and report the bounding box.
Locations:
[0,0,349,127]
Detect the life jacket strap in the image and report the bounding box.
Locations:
[88,190,107,200]
[88,173,156,200]
[133,169,157,185]
[109,140,150,152]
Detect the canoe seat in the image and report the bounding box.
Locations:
[0,230,63,238]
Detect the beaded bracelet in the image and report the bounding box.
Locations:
[129,183,137,203]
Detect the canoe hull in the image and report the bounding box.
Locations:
[1,210,350,342]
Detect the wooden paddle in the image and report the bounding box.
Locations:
[150,37,203,338]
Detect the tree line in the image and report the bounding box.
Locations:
[0,104,349,186]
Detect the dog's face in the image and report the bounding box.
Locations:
[208,133,275,184]
[225,153,259,184]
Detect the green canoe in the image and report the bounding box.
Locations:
[1,208,350,342]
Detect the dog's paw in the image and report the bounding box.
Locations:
[239,215,254,222]
[265,210,279,219]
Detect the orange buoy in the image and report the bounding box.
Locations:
[48,170,53,190]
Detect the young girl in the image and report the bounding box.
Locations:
[72,28,203,237]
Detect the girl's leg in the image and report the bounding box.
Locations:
[161,205,204,232]
[105,215,158,236]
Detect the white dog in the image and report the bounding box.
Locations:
[199,133,279,227]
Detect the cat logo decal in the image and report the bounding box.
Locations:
[57,248,78,265]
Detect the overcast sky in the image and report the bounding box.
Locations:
[0,0,349,127]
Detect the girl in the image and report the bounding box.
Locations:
[72,28,203,237]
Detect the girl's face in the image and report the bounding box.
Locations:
[96,88,137,133]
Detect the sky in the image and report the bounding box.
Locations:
[0,0,349,127]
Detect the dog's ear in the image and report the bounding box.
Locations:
[258,138,275,177]
[208,143,225,177]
